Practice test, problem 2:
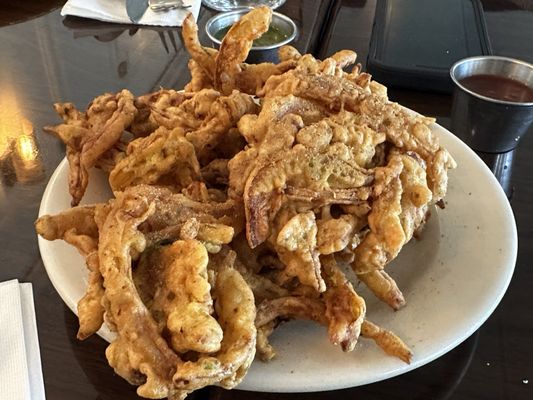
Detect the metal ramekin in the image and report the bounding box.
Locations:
[450,56,533,197]
[205,9,298,63]
[450,56,533,153]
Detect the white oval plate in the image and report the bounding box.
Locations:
[38,119,517,393]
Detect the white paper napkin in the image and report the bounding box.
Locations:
[0,280,46,400]
[61,0,201,27]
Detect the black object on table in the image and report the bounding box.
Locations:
[367,0,492,93]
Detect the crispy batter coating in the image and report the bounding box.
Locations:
[275,212,325,292]
[214,6,272,94]
[238,95,327,145]
[185,91,258,163]
[322,255,366,352]
[131,89,190,137]
[244,143,373,247]
[310,110,386,167]
[260,63,456,193]
[278,45,302,62]
[150,89,220,131]
[127,185,244,246]
[181,181,210,203]
[95,138,128,172]
[197,222,234,247]
[94,190,252,399]
[255,320,277,361]
[35,205,99,254]
[44,90,137,205]
[182,13,216,79]
[355,174,402,274]
[427,148,457,202]
[173,267,256,391]
[76,203,112,339]
[234,60,298,95]
[255,294,410,363]
[317,214,358,255]
[35,204,109,339]
[358,97,439,159]
[109,127,201,192]
[154,240,223,354]
[234,259,290,304]
[179,218,235,253]
[77,251,105,339]
[255,296,326,360]
[227,147,259,200]
[260,69,369,112]
[397,152,433,232]
[256,296,327,327]
[183,12,297,96]
[99,190,183,399]
[185,59,215,93]
[229,113,304,200]
[330,50,357,69]
[357,270,405,310]
[353,153,432,274]
[361,320,412,363]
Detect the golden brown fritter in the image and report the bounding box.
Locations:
[214,6,272,95]
[44,90,137,205]
[36,7,457,399]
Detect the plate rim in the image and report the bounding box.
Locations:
[37,117,518,393]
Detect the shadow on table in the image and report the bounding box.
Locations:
[62,16,184,54]
[0,0,63,27]
[64,307,140,399]
[482,0,533,11]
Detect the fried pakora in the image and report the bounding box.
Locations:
[36,6,456,399]
[44,90,137,205]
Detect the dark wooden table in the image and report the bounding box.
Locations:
[0,1,531,399]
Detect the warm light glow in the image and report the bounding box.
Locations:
[16,135,37,162]
[0,86,44,184]
[0,86,34,159]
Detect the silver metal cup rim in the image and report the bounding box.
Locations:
[450,56,533,107]
[205,9,298,51]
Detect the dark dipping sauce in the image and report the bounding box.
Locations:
[459,74,533,103]
[214,24,290,47]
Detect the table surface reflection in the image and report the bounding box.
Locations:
[0,1,532,399]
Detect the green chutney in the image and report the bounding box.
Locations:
[213,23,290,47]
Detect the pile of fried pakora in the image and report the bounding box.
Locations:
[35,7,456,399]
